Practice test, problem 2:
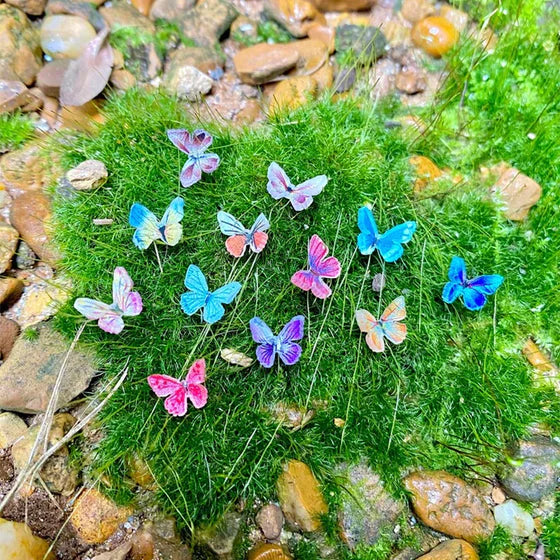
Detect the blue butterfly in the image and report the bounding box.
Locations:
[129,197,184,250]
[442,256,504,311]
[357,206,416,262]
[180,265,242,324]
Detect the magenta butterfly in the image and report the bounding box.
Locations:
[147,359,208,417]
[267,162,327,211]
[74,267,142,334]
[167,129,220,188]
[291,234,341,299]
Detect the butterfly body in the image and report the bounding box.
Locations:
[74,267,143,334]
[356,296,407,353]
[442,256,504,311]
[147,359,207,417]
[291,234,341,299]
[250,315,305,368]
[180,265,242,324]
[167,129,220,188]
[267,162,327,211]
[357,206,416,262]
[217,211,270,258]
[129,197,184,250]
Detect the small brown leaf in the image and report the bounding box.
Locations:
[220,348,254,368]
[60,28,114,107]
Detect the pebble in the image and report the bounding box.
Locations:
[0,277,23,307]
[310,0,374,10]
[180,0,238,48]
[289,38,328,77]
[400,0,434,23]
[99,3,155,33]
[417,539,479,560]
[128,452,156,489]
[336,24,388,63]
[0,317,19,360]
[248,543,292,560]
[312,62,334,91]
[0,222,18,273]
[45,0,105,31]
[499,437,560,502]
[234,99,264,126]
[337,463,404,549]
[395,67,427,94]
[122,42,161,82]
[404,470,495,542]
[149,0,195,22]
[199,511,242,557]
[522,339,558,389]
[70,488,132,544]
[371,272,385,292]
[440,5,469,33]
[264,0,324,38]
[0,411,26,448]
[494,500,535,538]
[109,69,137,91]
[165,45,223,75]
[131,0,153,16]
[40,15,97,59]
[0,519,54,559]
[5,0,47,16]
[0,323,95,413]
[491,486,507,505]
[308,23,335,54]
[11,413,78,495]
[490,166,542,221]
[66,159,108,191]
[10,192,57,263]
[60,100,104,131]
[0,80,33,114]
[164,64,213,101]
[0,142,48,194]
[411,16,459,58]
[334,67,356,93]
[37,59,71,98]
[234,43,300,85]
[130,520,191,560]
[90,541,132,560]
[409,155,443,192]
[256,504,284,540]
[0,5,43,86]
[276,459,328,532]
[269,76,317,116]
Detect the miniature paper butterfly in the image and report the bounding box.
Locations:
[357,206,416,262]
[355,296,407,353]
[267,162,327,211]
[147,359,207,417]
[167,129,220,188]
[74,267,142,334]
[442,256,504,311]
[217,211,270,258]
[180,265,241,324]
[250,315,305,368]
[291,234,341,299]
[129,197,184,250]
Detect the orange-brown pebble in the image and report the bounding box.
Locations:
[409,155,442,192]
[411,16,459,57]
[248,543,292,560]
[307,23,335,54]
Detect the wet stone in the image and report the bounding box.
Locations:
[0,222,19,273]
[40,15,97,59]
[234,43,300,85]
[411,16,459,58]
[180,0,238,48]
[335,25,387,64]
[256,504,284,540]
[0,317,20,361]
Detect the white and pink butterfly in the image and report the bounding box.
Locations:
[167,129,220,188]
[74,267,142,334]
[291,235,341,299]
[267,162,327,211]
[147,359,208,417]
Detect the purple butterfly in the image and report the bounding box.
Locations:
[249,315,305,368]
[167,128,220,188]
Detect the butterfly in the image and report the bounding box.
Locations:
[129,197,184,250]
[167,128,220,188]
[180,265,242,324]
[250,315,305,368]
[147,359,207,417]
[357,206,416,262]
[291,234,341,299]
[74,267,142,334]
[442,256,504,311]
[217,211,270,258]
[355,296,407,353]
[267,162,327,211]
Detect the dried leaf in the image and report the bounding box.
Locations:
[220,348,254,368]
[60,28,113,107]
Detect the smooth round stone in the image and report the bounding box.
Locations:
[40,15,96,59]
[411,16,459,58]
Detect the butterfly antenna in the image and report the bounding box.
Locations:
[153,244,163,274]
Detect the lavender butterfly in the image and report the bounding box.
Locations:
[249,315,305,368]
[74,267,142,334]
[167,128,220,188]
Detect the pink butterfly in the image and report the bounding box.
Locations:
[74,267,142,334]
[291,234,341,299]
[147,359,208,417]
[267,162,327,211]
[167,129,220,188]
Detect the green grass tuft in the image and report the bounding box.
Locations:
[0,112,34,153]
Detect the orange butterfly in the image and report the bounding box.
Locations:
[217,211,269,258]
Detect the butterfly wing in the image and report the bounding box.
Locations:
[167,129,194,154]
[308,234,341,278]
[311,277,332,299]
[250,317,276,368]
[277,315,304,364]
[248,214,270,253]
[290,175,328,211]
[203,281,242,324]
[355,308,384,352]
[468,274,504,295]
[189,129,214,155]
[357,206,379,255]
[129,203,161,250]
[186,359,207,409]
[74,298,124,334]
[267,162,291,200]
[461,288,487,311]
[380,296,406,323]
[291,270,314,291]
[113,267,142,317]
[180,157,202,188]
[181,265,209,316]
[442,257,467,303]
[377,221,417,262]
[217,211,250,258]
[160,197,184,246]
[164,388,189,417]
[147,374,183,397]
[198,152,220,174]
